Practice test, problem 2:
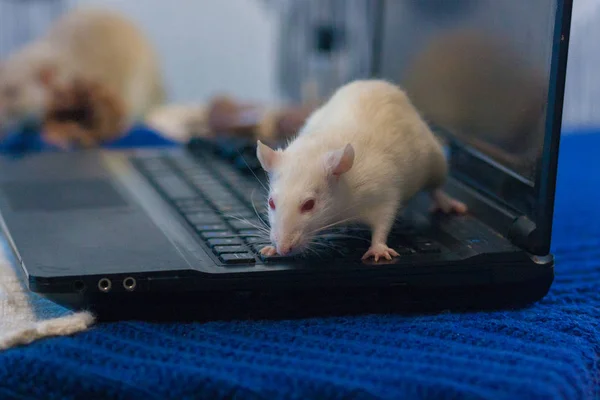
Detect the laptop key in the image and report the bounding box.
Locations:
[412,236,433,243]
[191,181,220,190]
[176,199,207,208]
[245,237,271,245]
[260,253,294,262]
[140,160,172,173]
[214,245,248,254]
[221,210,255,218]
[183,209,214,216]
[238,229,263,237]
[215,204,249,214]
[169,156,201,170]
[185,213,222,224]
[220,253,256,264]
[186,175,213,185]
[229,219,262,230]
[200,231,237,239]
[154,176,196,199]
[195,224,228,232]
[208,238,243,247]
[179,203,212,212]
[394,246,413,255]
[414,241,441,253]
[187,216,222,225]
[204,188,232,198]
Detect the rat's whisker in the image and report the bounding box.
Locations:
[249,189,270,229]
[304,247,320,258]
[236,149,269,194]
[312,238,358,255]
[308,240,330,247]
[310,217,358,235]
[311,220,351,234]
[310,244,328,259]
[308,242,333,251]
[308,238,346,253]
[317,241,345,255]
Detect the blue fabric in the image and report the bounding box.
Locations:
[0,131,598,400]
[0,124,178,156]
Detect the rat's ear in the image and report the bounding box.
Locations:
[36,63,57,87]
[256,140,281,172]
[325,143,354,177]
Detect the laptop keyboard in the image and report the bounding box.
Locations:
[133,152,445,267]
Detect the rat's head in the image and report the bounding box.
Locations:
[256,140,355,255]
[0,55,57,133]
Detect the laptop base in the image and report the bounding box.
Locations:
[0,146,554,319]
[42,260,553,322]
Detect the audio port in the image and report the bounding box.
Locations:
[98,278,112,293]
[123,277,137,292]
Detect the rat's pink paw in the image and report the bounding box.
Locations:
[260,245,278,257]
[361,244,400,263]
[430,190,468,215]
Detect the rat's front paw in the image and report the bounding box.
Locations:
[361,244,400,263]
[260,245,278,257]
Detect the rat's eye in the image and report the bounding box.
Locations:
[268,197,276,210]
[300,199,315,213]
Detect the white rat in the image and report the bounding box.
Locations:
[256,79,467,262]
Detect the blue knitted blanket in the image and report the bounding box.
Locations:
[0,131,598,400]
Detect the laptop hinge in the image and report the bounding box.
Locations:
[445,177,547,255]
[507,216,545,256]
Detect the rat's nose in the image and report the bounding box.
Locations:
[276,232,301,255]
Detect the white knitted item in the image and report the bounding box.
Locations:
[0,242,94,350]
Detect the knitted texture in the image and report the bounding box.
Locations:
[0,132,598,399]
[0,243,94,349]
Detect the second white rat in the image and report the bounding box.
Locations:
[256,79,467,262]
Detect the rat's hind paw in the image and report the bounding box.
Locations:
[260,245,278,257]
[361,244,400,263]
[430,189,468,214]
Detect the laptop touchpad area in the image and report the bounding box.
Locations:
[0,162,206,278]
[2,179,128,212]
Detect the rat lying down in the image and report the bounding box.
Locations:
[256,80,467,262]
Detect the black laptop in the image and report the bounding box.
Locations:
[0,0,572,318]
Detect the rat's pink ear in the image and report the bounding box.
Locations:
[256,140,281,172]
[325,143,354,177]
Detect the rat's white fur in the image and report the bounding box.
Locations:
[257,79,465,262]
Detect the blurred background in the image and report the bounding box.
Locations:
[3,0,596,128]
[0,0,595,169]
[0,0,281,104]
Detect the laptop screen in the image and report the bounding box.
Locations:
[376,0,566,219]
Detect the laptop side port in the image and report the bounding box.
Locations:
[123,277,136,291]
[73,280,86,292]
[98,278,112,293]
